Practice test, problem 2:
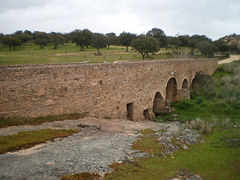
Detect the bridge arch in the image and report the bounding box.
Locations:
[182,79,189,89]
[166,77,178,102]
[153,91,165,115]
[191,77,197,89]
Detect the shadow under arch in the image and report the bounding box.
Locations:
[153,91,166,115]
[166,77,178,103]
[182,79,189,89]
[191,77,196,86]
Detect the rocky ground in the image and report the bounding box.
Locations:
[0,117,203,180]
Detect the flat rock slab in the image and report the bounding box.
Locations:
[0,131,143,180]
[0,117,180,136]
[0,118,181,180]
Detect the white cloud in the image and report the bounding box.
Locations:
[0,0,239,40]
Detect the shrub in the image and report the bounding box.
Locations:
[221,118,231,128]
[191,71,216,99]
[221,76,232,86]
[233,73,240,85]
[196,97,204,104]
[233,66,240,74]
[186,119,213,135]
[200,123,213,135]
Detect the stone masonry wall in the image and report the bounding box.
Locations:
[0,59,218,120]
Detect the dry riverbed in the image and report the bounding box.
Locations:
[0,117,182,180]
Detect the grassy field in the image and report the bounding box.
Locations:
[0,43,197,65]
[105,128,240,180]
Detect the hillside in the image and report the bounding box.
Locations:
[223,34,240,48]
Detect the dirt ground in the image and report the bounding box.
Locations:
[218,55,240,65]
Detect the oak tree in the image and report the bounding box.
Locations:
[131,35,160,60]
[50,32,65,49]
[196,41,216,58]
[147,28,167,48]
[2,36,21,50]
[70,29,93,50]
[33,32,50,49]
[106,32,118,49]
[91,33,107,55]
[119,32,136,52]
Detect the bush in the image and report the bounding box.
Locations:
[186,118,234,135]
[233,73,240,85]
[191,71,216,99]
[221,76,232,86]
[196,97,204,104]
[186,119,213,135]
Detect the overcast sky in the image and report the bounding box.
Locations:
[0,0,239,40]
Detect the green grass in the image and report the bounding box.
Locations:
[0,129,79,154]
[157,96,240,124]
[0,113,85,128]
[131,129,164,155]
[0,43,200,65]
[132,136,164,155]
[157,61,240,124]
[105,128,240,180]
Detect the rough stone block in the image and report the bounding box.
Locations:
[44,99,55,106]
[37,89,46,96]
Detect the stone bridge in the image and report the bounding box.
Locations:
[0,59,218,121]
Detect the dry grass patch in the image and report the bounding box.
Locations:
[138,128,155,135]
[60,172,100,180]
[109,162,122,171]
[0,129,79,154]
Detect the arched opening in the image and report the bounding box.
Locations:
[166,78,178,102]
[192,78,196,86]
[181,79,190,99]
[190,78,197,91]
[153,92,166,115]
[190,77,199,94]
[182,79,188,89]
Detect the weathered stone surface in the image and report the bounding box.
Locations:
[44,99,55,106]
[37,89,45,96]
[155,127,202,155]
[0,59,218,120]
[3,98,8,103]
[0,118,181,179]
[169,169,202,180]
[21,102,33,109]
